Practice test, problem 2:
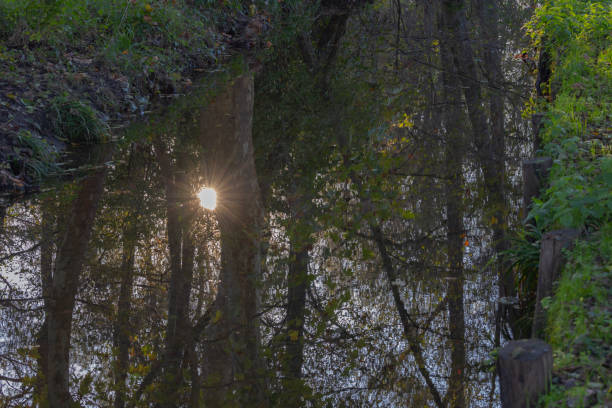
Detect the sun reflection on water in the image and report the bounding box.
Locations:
[197,187,217,210]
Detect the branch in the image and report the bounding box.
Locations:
[192,307,212,341]
[0,297,43,302]
[0,374,23,383]
[129,359,164,407]
[0,242,41,263]
[370,224,445,408]
[421,294,449,335]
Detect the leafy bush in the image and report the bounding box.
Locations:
[527,1,612,232]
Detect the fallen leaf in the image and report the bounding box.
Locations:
[71,57,93,65]
[71,72,88,81]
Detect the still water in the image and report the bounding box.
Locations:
[0,74,519,407]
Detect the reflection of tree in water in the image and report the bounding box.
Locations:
[0,0,536,406]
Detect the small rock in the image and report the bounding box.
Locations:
[564,378,578,389]
[585,388,597,406]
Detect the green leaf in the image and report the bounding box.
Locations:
[78,373,93,397]
[558,210,574,227]
[362,247,375,260]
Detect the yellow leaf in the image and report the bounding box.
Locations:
[144,4,153,12]
[289,330,299,341]
[212,310,222,323]
[397,113,414,129]
[491,216,498,225]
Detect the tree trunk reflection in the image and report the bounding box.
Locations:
[40,153,109,407]
[199,74,267,406]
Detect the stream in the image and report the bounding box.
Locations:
[0,65,529,407]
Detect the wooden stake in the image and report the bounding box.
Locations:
[532,229,580,339]
[498,339,553,408]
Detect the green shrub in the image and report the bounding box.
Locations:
[527,0,612,232]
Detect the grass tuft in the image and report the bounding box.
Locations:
[47,96,108,144]
[15,130,60,181]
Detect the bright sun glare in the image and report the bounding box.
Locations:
[197,187,217,210]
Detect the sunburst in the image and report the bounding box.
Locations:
[197,187,217,210]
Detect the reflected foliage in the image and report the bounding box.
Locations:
[0,0,544,407]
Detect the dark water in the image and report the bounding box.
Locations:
[0,72,527,407]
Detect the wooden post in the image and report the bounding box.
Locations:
[498,339,553,408]
[531,229,580,339]
[522,158,552,221]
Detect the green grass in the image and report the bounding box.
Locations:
[548,225,611,352]
[0,0,246,188]
[0,0,220,80]
[543,225,612,407]
[48,96,108,144]
[14,129,60,181]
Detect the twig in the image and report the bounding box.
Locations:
[0,243,41,263]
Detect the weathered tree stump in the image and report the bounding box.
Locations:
[498,339,553,408]
[532,229,580,339]
[522,158,553,221]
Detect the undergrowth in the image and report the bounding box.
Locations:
[0,0,220,77]
[516,1,611,406]
[0,0,274,191]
